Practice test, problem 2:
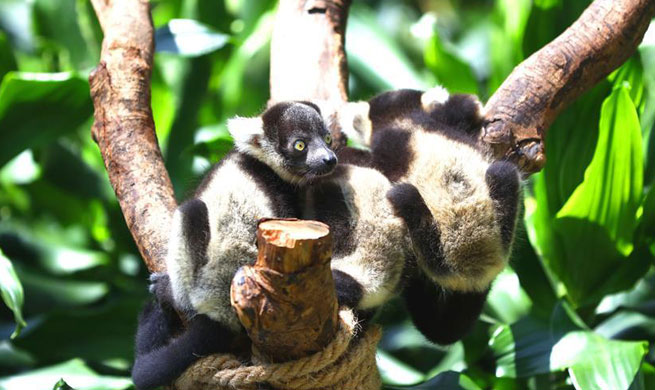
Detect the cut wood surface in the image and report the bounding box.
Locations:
[230,219,340,362]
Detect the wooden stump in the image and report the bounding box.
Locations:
[230,219,339,362]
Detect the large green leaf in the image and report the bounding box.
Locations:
[557,85,643,256]
[528,83,647,305]
[550,331,648,390]
[0,72,93,168]
[0,358,131,390]
[0,249,26,339]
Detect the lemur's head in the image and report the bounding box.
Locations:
[228,101,337,184]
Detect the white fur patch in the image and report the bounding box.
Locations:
[227,116,264,148]
[421,85,450,111]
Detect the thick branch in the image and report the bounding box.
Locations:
[483,0,655,173]
[230,219,339,362]
[89,0,176,272]
[270,0,351,115]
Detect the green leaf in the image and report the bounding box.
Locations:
[0,340,34,368]
[485,267,532,325]
[0,358,131,390]
[378,349,425,386]
[0,249,26,339]
[0,72,93,168]
[52,379,75,390]
[550,331,648,390]
[384,371,482,390]
[424,33,478,95]
[155,19,230,57]
[557,85,643,256]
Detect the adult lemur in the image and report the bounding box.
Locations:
[334,87,521,342]
[132,101,340,389]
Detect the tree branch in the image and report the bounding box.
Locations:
[270,0,351,114]
[89,0,176,272]
[483,0,655,173]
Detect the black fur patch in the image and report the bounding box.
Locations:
[428,94,483,137]
[370,129,413,182]
[386,183,450,277]
[485,161,520,251]
[132,313,234,390]
[332,269,364,309]
[238,154,301,218]
[309,170,356,257]
[368,89,423,129]
[178,199,210,274]
[403,273,488,345]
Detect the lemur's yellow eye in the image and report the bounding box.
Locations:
[294,140,306,151]
[324,134,332,145]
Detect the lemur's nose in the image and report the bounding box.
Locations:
[323,155,337,167]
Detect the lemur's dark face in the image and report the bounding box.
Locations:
[262,102,337,180]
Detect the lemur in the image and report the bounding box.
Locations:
[333,87,521,342]
[132,101,339,389]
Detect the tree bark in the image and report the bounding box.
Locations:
[89,0,176,272]
[483,0,655,173]
[230,219,339,362]
[270,0,351,118]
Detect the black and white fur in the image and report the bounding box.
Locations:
[132,101,338,390]
[335,87,521,342]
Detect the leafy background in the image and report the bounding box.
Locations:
[0,0,653,389]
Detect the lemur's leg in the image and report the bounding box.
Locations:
[386,183,448,276]
[403,273,488,345]
[485,161,521,251]
[386,183,488,343]
[132,314,233,390]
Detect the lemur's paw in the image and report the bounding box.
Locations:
[149,272,175,307]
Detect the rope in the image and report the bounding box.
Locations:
[173,309,382,390]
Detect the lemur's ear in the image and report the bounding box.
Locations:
[227,117,264,146]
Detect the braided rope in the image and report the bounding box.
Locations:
[173,309,381,390]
